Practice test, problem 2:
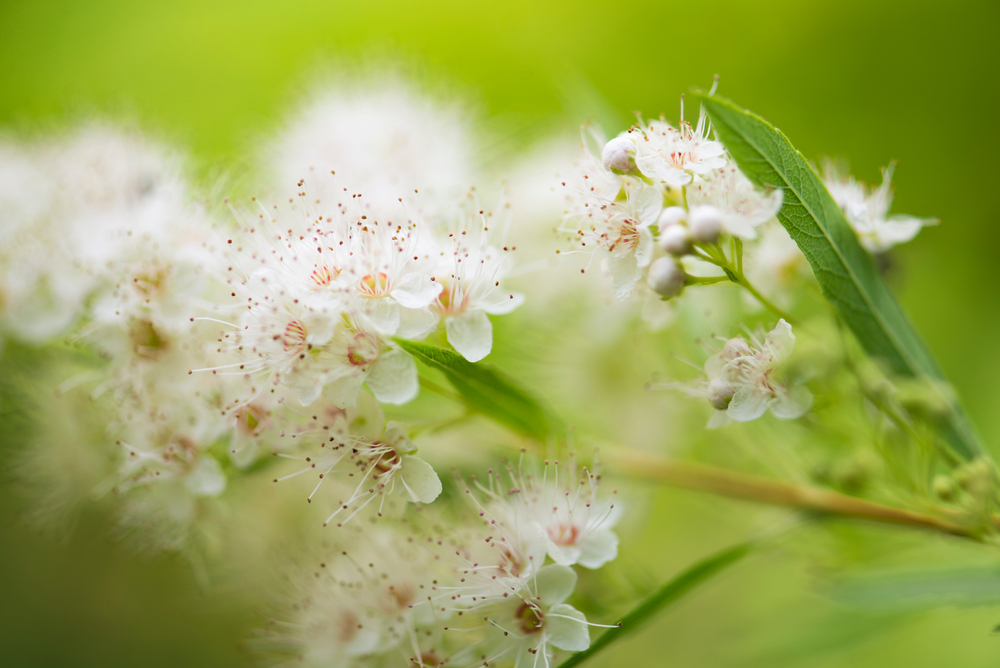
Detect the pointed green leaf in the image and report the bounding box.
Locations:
[557,542,752,668]
[395,340,556,441]
[695,93,981,460]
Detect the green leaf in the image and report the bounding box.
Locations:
[557,542,752,668]
[395,340,556,441]
[695,93,982,461]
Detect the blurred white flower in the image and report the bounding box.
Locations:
[823,161,936,253]
[264,75,479,223]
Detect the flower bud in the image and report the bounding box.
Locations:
[722,337,752,360]
[707,378,735,410]
[647,256,685,298]
[659,224,692,256]
[688,205,724,243]
[658,206,688,229]
[602,136,637,175]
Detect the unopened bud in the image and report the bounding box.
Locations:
[602,136,637,175]
[647,256,686,298]
[688,205,724,243]
[707,378,735,410]
[659,224,692,256]
[722,337,752,360]
[932,474,955,501]
[658,206,688,229]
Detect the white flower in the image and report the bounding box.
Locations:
[427,209,524,362]
[823,161,935,253]
[687,166,783,240]
[222,267,341,406]
[634,109,727,187]
[321,320,419,407]
[273,395,440,526]
[704,319,812,426]
[480,564,592,665]
[561,178,661,301]
[468,459,621,570]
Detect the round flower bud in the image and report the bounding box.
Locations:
[647,256,686,298]
[722,336,752,360]
[688,205,724,243]
[602,136,637,175]
[707,378,736,410]
[657,206,688,229]
[659,224,692,256]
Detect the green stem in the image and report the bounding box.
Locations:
[733,274,796,323]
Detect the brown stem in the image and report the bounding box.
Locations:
[604,449,976,539]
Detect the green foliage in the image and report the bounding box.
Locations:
[556,542,753,668]
[695,93,983,461]
[395,340,557,441]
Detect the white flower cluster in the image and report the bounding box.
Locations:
[205,180,522,416]
[559,109,783,302]
[259,458,620,668]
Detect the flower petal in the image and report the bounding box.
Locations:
[576,528,619,569]
[727,385,770,422]
[546,604,591,652]
[445,310,493,362]
[769,384,813,419]
[184,456,227,498]
[365,348,418,405]
[534,564,578,606]
[398,455,442,504]
[607,254,640,301]
[390,272,443,309]
[395,306,438,340]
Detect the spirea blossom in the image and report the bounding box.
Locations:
[823,161,936,253]
[702,319,812,427]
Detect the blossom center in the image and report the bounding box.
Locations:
[282,319,308,351]
[359,271,390,297]
[547,521,582,547]
[515,602,544,635]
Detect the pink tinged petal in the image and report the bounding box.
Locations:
[390,272,443,309]
[395,307,438,340]
[546,604,591,652]
[445,310,493,362]
[535,564,578,606]
[607,254,641,301]
[726,385,770,422]
[184,457,227,498]
[576,528,619,569]
[365,348,418,404]
[398,455,442,504]
[769,384,813,419]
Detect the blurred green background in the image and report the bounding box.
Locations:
[3,0,1000,666]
